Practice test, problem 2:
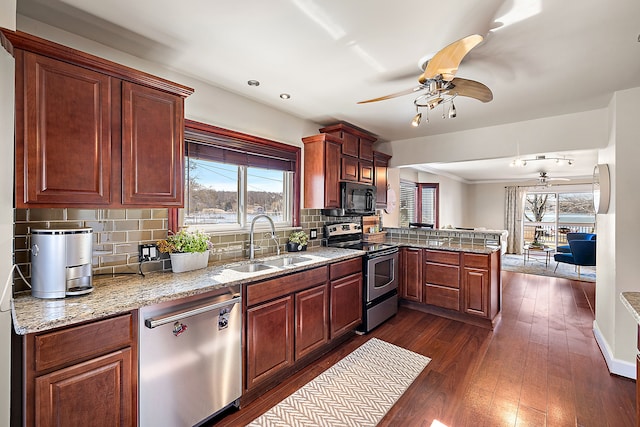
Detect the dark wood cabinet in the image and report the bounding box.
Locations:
[318,123,379,184]
[400,247,423,302]
[399,247,501,329]
[245,266,328,391]
[359,160,374,184]
[17,52,113,206]
[329,257,362,338]
[424,250,461,311]
[295,284,329,359]
[244,258,362,399]
[302,134,342,208]
[121,82,184,206]
[246,295,294,390]
[23,313,137,427]
[341,155,359,182]
[4,29,193,208]
[462,252,500,320]
[35,349,133,427]
[374,151,392,208]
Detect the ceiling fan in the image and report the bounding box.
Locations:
[357,34,493,125]
[533,172,570,187]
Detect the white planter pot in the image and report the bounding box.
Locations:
[169,251,210,273]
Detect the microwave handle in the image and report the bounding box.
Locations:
[366,190,373,211]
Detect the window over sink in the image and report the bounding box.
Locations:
[170,120,301,232]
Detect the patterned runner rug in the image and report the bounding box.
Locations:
[247,338,431,427]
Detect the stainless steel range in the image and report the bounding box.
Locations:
[324,223,399,333]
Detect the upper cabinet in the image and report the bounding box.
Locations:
[319,123,378,184]
[374,151,392,208]
[1,30,194,208]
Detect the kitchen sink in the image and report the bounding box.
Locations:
[262,256,313,268]
[226,263,274,273]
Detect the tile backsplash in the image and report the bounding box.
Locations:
[12,208,342,293]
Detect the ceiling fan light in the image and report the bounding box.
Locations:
[411,112,422,127]
[448,101,457,118]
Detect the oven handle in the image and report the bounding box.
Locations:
[144,295,241,329]
[367,247,399,259]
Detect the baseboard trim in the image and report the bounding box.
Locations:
[593,320,636,379]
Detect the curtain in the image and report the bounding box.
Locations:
[504,186,526,254]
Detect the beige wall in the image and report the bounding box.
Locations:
[385,108,609,168]
[593,87,640,375]
[0,1,16,426]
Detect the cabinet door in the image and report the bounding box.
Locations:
[341,156,359,181]
[295,284,329,359]
[359,139,374,161]
[35,348,133,427]
[324,139,341,208]
[330,273,362,338]
[401,247,423,302]
[17,52,112,207]
[359,160,374,184]
[246,296,294,389]
[121,81,184,206]
[463,268,489,317]
[374,152,391,208]
[341,132,359,157]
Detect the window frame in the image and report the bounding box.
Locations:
[399,180,439,228]
[169,120,301,232]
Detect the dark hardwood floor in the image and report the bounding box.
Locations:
[214,272,636,426]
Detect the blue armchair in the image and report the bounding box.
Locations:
[553,239,596,277]
[556,233,596,254]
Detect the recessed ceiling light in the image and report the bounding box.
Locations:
[247,80,260,86]
[279,93,291,99]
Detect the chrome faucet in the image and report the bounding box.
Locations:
[249,214,280,260]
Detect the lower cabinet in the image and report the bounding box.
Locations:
[35,349,134,427]
[22,313,137,427]
[424,250,460,311]
[295,284,330,359]
[400,247,423,302]
[245,258,363,396]
[399,247,501,328]
[330,258,363,337]
[246,296,295,390]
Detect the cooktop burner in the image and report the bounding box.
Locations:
[324,222,397,255]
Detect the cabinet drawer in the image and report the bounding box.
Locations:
[463,253,489,269]
[425,284,460,311]
[247,266,328,306]
[425,250,459,265]
[425,263,460,289]
[330,257,362,280]
[34,314,133,373]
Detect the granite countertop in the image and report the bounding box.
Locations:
[392,241,500,254]
[12,247,364,335]
[620,292,640,324]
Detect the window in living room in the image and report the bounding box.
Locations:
[399,181,439,228]
[523,189,595,249]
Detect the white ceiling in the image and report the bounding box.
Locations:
[15,0,640,183]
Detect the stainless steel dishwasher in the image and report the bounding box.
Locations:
[139,287,242,427]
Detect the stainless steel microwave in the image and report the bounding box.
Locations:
[322,182,376,216]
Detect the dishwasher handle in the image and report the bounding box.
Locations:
[144,295,241,329]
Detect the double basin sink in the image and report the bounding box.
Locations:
[226,255,313,273]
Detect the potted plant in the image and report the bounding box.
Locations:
[286,230,309,252]
[157,229,213,273]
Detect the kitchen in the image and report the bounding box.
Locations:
[2,1,640,426]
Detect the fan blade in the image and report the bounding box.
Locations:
[445,77,493,102]
[419,34,483,83]
[357,86,423,104]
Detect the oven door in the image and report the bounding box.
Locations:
[366,250,399,302]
